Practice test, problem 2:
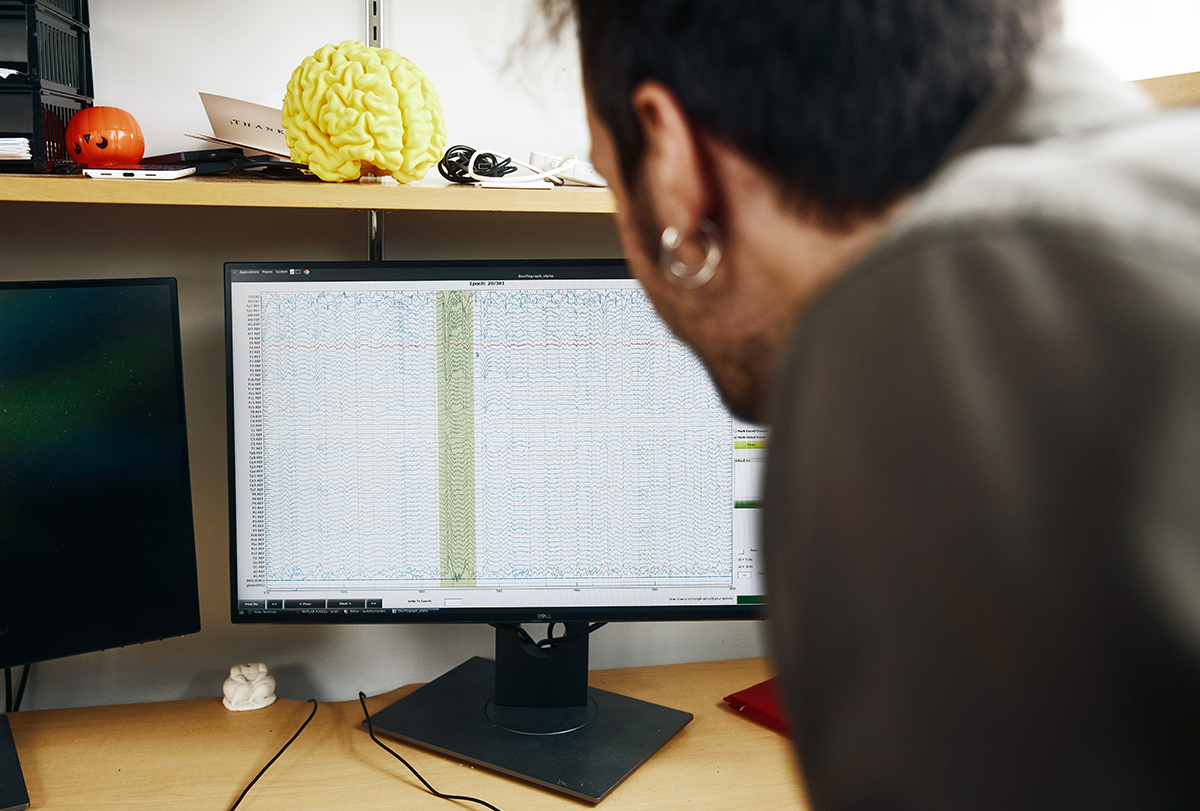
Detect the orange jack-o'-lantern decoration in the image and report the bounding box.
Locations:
[66,106,145,167]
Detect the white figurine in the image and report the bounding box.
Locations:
[222,662,277,711]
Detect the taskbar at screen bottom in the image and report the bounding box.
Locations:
[233,598,764,623]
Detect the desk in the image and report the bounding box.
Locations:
[7,658,806,811]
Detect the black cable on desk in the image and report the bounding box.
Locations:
[228,698,318,811]
[359,692,504,811]
[4,665,30,713]
[222,690,506,811]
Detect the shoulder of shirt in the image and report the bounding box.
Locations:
[891,106,1200,251]
[813,103,1200,326]
[819,42,1200,315]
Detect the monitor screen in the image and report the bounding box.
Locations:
[226,259,767,625]
[0,278,201,671]
[224,259,767,801]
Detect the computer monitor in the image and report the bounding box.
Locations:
[0,277,201,805]
[225,259,766,802]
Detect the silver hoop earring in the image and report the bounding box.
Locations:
[660,219,722,289]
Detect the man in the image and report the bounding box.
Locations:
[543,1,1200,808]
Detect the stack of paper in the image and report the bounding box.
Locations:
[0,137,32,160]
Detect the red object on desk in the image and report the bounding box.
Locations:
[723,676,790,734]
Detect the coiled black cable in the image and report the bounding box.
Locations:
[438,145,518,184]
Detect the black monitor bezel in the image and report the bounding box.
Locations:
[224,258,764,626]
[0,276,201,670]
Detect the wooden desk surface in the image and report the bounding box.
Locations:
[8,658,806,811]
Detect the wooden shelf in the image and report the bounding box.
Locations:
[1137,71,1200,109]
[0,173,617,213]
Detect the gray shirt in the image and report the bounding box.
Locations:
[764,44,1200,810]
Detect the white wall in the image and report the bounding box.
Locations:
[10,0,1198,712]
[1062,0,1200,80]
[85,0,1200,165]
[88,0,589,165]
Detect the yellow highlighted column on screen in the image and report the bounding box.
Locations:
[437,290,476,587]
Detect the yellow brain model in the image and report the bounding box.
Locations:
[283,41,446,183]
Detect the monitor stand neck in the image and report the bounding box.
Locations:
[489,622,592,734]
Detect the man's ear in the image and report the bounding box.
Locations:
[629,81,710,241]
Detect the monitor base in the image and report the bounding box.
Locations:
[365,656,692,804]
[0,715,31,811]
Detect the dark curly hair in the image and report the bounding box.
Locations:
[542,0,1060,226]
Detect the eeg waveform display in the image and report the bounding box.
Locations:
[471,289,731,585]
[257,290,442,585]
[253,285,732,591]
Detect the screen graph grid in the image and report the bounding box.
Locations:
[471,290,731,585]
[259,291,442,585]
[253,287,733,591]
